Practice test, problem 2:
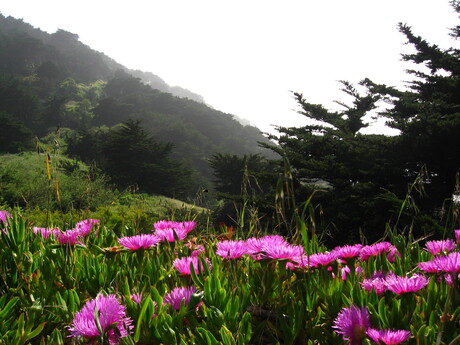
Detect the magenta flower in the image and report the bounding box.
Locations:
[118,234,161,250]
[173,256,211,275]
[385,274,429,295]
[155,228,189,241]
[425,239,456,255]
[418,252,460,274]
[245,235,287,259]
[186,242,205,256]
[130,293,143,304]
[153,220,196,242]
[216,240,247,259]
[455,229,460,245]
[75,218,100,236]
[333,305,370,344]
[0,210,11,224]
[0,210,11,232]
[265,243,304,260]
[53,228,82,245]
[163,286,197,310]
[286,255,311,270]
[361,271,388,294]
[333,244,363,259]
[359,242,397,261]
[33,227,56,239]
[308,252,339,267]
[68,294,133,345]
[366,328,411,344]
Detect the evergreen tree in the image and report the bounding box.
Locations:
[100,119,194,198]
[263,82,398,243]
[363,1,460,229]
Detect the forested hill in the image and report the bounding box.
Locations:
[0,13,276,199]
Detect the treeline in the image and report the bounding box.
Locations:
[0,13,273,201]
[210,4,460,244]
[0,5,459,245]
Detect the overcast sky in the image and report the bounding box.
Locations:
[1,1,458,135]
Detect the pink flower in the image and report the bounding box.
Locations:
[366,328,411,344]
[68,294,133,345]
[425,239,456,255]
[53,228,82,245]
[75,218,100,236]
[33,227,56,239]
[333,305,370,345]
[118,234,161,250]
[418,252,460,274]
[308,252,339,267]
[154,228,188,242]
[340,265,351,280]
[0,210,11,224]
[185,242,205,256]
[286,255,311,270]
[216,240,247,259]
[245,235,287,259]
[163,286,197,310]
[385,274,429,295]
[130,293,143,304]
[262,242,304,260]
[361,271,388,294]
[359,242,396,261]
[454,229,460,245]
[173,256,211,275]
[333,244,363,259]
[0,210,11,232]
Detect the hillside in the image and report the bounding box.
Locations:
[0,13,277,199]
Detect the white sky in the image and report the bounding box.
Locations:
[1,0,458,135]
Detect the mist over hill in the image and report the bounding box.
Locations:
[0,12,276,200]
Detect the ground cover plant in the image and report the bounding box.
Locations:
[0,209,458,345]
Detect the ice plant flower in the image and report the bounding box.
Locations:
[245,235,287,259]
[68,294,133,345]
[333,244,363,259]
[0,210,11,232]
[53,228,82,245]
[0,210,11,224]
[418,252,460,274]
[385,274,429,295]
[308,252,339,267]
[425,239,456,255]
[455,229,460,245]
[359,242,399,262]
[118,234,161,250]
[261,242,304,260]
[33,227,56,239]
[130,293,143,304]
[361,271,388,294]
[153,220,196,242]
[173,256,211,275]
[366,328,411,344]
[216,240,247,259]
[333,305,370,345]
[76,218,100,236]
[163,286,197,310]
[186,242,205,256]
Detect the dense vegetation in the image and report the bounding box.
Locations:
[0,1,459,344]
[0,12,274,201]
[0,210,458,344]
[1,1,459,244]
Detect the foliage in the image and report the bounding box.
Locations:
[0,208,458,344]
[0,152,115,211]
[362,13,460,223]
[0,14,274,201]
[261,3,460,243]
